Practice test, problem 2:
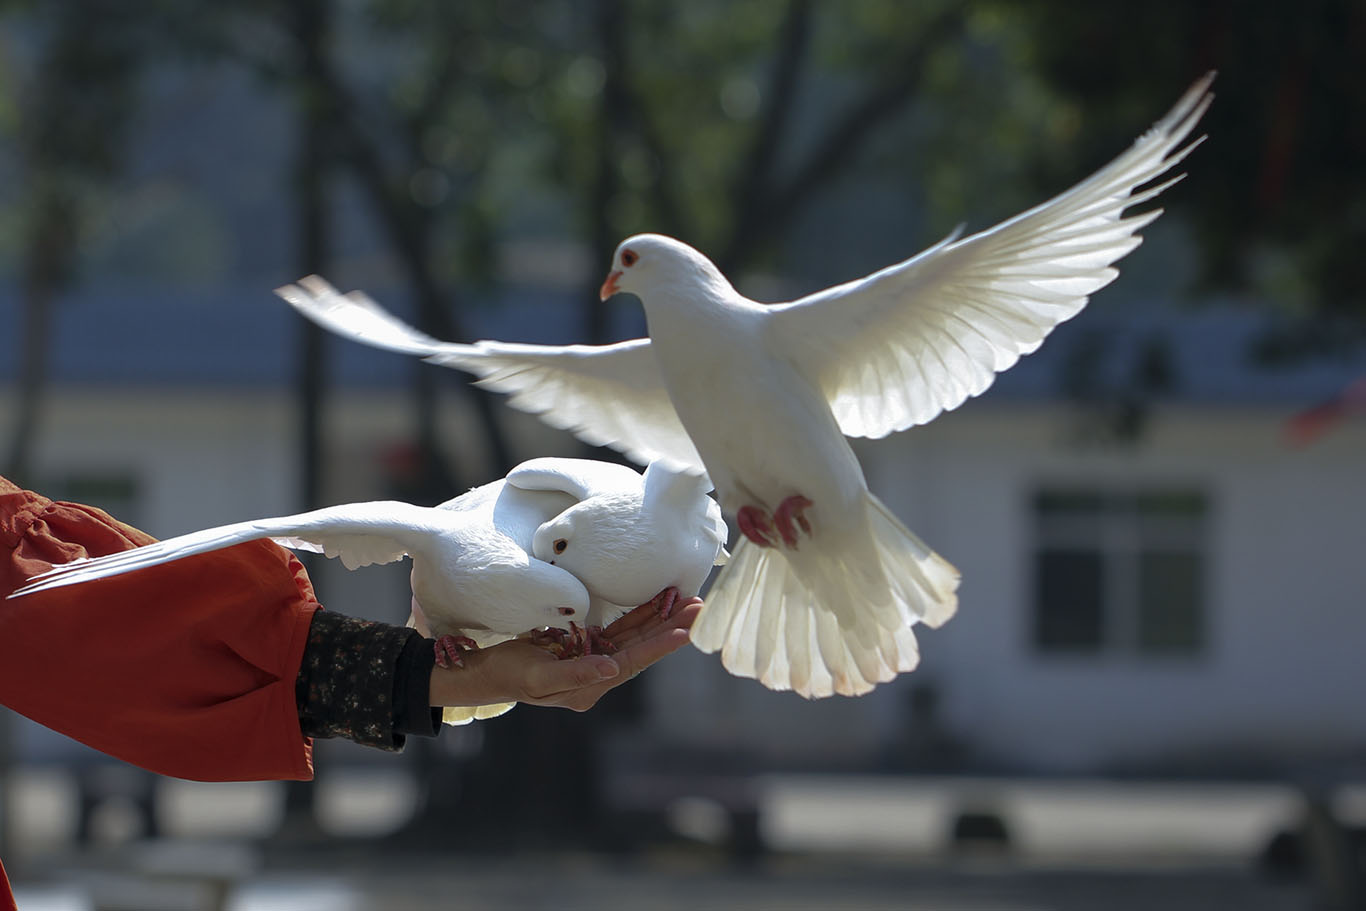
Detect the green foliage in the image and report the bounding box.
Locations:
[1007,0,1366,353]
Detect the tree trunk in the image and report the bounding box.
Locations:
[275,0,331,841]
[0,180,79,867]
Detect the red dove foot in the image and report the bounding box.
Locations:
[528,627,569,657]
[434,634,479,669]
[587,625,616,655]
[738,496,813,550]
[641,585,680,620]
[737,506,778,548]
[529,623,615,658]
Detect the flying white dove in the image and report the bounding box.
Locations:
[277,74,1214,699]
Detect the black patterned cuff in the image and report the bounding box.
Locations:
[295,610,425,751]
[393,631,442,738]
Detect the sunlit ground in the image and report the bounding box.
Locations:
[6,766,1352,910]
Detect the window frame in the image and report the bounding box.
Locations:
[1029,482,1212,660]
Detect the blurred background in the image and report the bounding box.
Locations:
[1,0,1364,908]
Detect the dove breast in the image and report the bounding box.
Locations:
[645,295,868,530]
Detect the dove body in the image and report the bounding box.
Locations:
[531,460,727,614]
[614,235,948,697]
[630,236,867,535]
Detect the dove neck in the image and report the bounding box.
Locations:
[640,282,757,345]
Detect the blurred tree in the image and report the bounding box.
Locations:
[1005,0,1366,358]
[278,0,335,842]
[3,0,140,483]
[0,0,142,867]
[538,0,972,316]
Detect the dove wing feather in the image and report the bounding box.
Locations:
[277,277,704,472]
[768,73,1214,439]
[275,276,452,357]
[9,501,461,597]
[506,456,645,501]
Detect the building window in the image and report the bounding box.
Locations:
[1032,488,1208,656]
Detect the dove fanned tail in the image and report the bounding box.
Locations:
[693,493,958,699]
[441,702,517,726]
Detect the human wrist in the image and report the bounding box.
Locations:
[427,648,515,708]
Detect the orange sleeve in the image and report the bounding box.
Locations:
[0,476,318,782]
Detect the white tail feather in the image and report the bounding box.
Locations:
[441,702,516,726]
[693,493,958,699]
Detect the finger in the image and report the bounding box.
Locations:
[537,626,693,711]
[613,600,702,652]
[611,626,693,680]
[602,600,657,638]
[523,653,620,699]
[607,598,703,649]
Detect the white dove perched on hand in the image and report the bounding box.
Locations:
[426,456,725,724]
[510,456,727,629]
[278,74,1214,699]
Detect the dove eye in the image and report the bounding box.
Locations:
[558,607,576,616]
[621,249,638,267]
[553,538,568,554]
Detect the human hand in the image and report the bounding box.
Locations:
[430,597,702,713]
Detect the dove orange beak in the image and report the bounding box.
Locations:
[599,270,622,300]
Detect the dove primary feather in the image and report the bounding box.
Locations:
[278,75,1214,698]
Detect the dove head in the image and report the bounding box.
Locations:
[532,494,668,606]
[600,233,733,303]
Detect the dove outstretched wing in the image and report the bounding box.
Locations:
[768,73,1214,440]
[278,277,703,472]
[9,502,464,597]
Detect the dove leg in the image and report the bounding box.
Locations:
[529,627,573,657]
[737,505,780,548]
[433,634,479,669]
[641,586,680,620]
[530,624,591,658]
[529,623,618,659]
[588,626,616,654]
[773,495,814,549]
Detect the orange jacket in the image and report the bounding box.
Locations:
[0,477,320,909]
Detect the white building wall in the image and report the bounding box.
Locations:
[860,404,1366,771]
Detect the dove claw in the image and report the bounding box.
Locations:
[739,500,811,549]
[434,634,478,669]
[528,623,616,659]
[774,495,814,549]
[642,586,680,620]
[737,505,780,548]
[529,627,573,657]
[589,626,616,654]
